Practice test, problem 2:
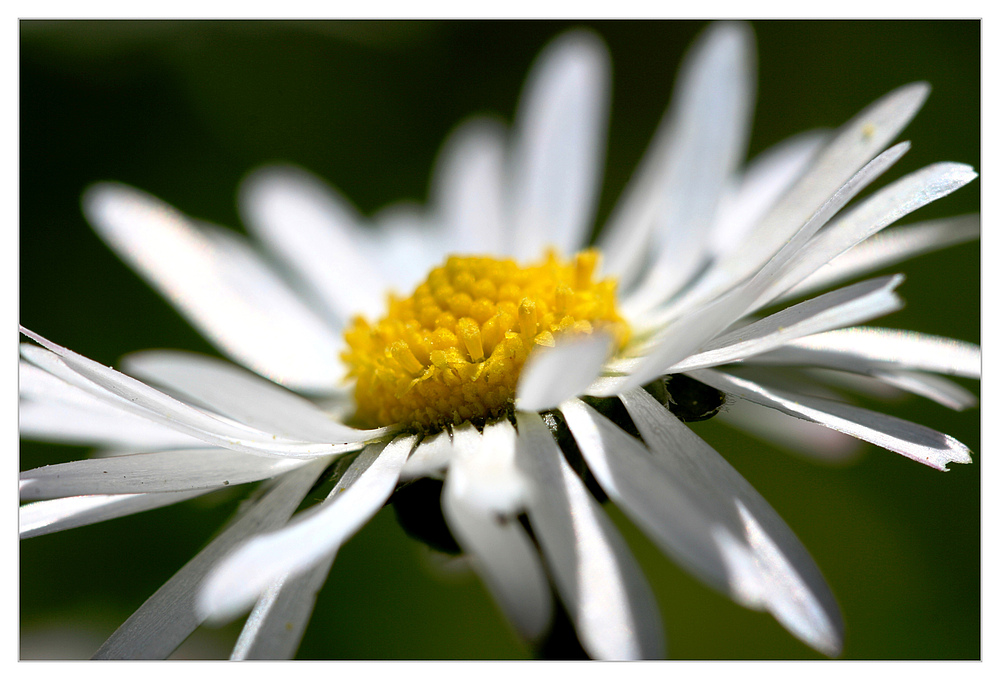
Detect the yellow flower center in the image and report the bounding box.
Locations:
[342,249,630,431]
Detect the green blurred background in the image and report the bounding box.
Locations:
[19,20,980,659]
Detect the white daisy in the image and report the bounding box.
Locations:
[19,22,980,660]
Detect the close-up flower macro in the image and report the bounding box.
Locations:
[19,21,980,660]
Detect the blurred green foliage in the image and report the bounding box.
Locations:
[20,20,979,659]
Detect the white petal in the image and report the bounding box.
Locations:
[515,333,613,411]
[509,30,610,259]
[757,162,978,307]
[82,182,346,392]
[716,397,864,463]
[698,82,929,299]
[432,117,508,256]
[449,419,527,516]
[198,436,413,622]
[692,368,973,470]
[616,140,912,392]
[20,490,211,539]
[601,22,755,292]
[123,350,369,444]
[613,22,756,302]
[514,411,664,660]
[669,275,905,372]
[865,370,978,411]
[399,423,480,481]
[238,165,387,322]
[19,398,202,450]
[20,448,305,500]
[561,398,737,593]
[20,329,388,459]
[442,420,551,641]
[709,131,828,260]
[93,460,326,659]
[613,389,844,655]
[782,215,980,301]
[231,554,335,660]
[745,327,981,379]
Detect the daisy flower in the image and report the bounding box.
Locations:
[20,22,980,660]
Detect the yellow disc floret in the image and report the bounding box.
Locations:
[342,249,630,431]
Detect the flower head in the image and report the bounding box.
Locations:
[20,22,979,659]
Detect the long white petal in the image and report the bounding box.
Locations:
[82,182,346,392]
[756,162,978,308]
[238,165,387,322]
[514,411,664,660]
[617,23,756,303]
[399,422,480,481]
[745,327,981,378]
[613,389,843,655]
[669,275,904,372]
[716,398,864,463]
[19,399,202,450]
[20,490,211,539]
[93,460,326,659]
[692,368,972,470]
[561,399,737,592]
[864,370,978,410]
[441,419,551,641]
[432,117,508,257]
[601,22,755,292]
[123,350,369,444]
[709,130,827,260]
[696,83,929,299]
[198,436,413,622]
[20,330,389,458]
[20,449,306,500]
[509,30,610,259]
[781,214,980,301]
[231,555,336,660]
[615,143,911,393]
[516,333,612,411]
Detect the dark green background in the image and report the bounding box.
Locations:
[20,20,980,659]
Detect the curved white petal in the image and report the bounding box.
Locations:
[238,165,387,323]
[615,23,756,303]
[231,554,335,660]
[710,130,828,260]
[696,82,929,299]
[362,201,448,293]
[716,397,864,463]
[399,423,480,481]
[509,30,610,259]
[617,142,912,393]
[864,370,978,410]
[514,411,664,660]
[745,327,981,379]
[19,399,202,451]
[692,368,973,470]
[432,117,508,256]
[669,274,904,372]
[20,448,306,500]
[757,162,978,307]
[82,182,346,392]
[516,333,613,411]
[20,489,212,539]
[441,419,551,641]
[601,22,755,293]
[123,350,369,444]
[20,329,388,459]
[198,436,413,622]
[781,214,980,301]
[93,460,327,659]
[611,390,843,655]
